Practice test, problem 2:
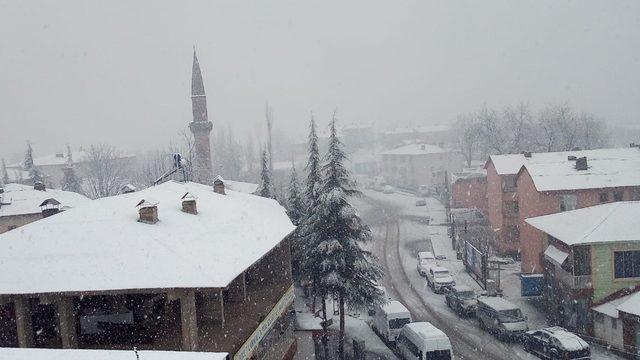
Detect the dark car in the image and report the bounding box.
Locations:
[445,285,477,316]
[523,327,590,359]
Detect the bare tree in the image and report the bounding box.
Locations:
[82,144,129,199]
[454,113,483,167]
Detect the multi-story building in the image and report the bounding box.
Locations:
[525,202,640,335]
[451,170,488,215]
[0,180,296,359]
[379,143,464,190]
[486,147,640,260]
[484,154,526,256]
[0,183,90,234]
[516,148,640,273]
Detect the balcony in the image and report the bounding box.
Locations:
[555,267,592,290]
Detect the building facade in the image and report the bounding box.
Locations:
[526,202,640,337]
[485,155,522,256]
[451,172,488,215]
[516,148,640,274]
[379,143,464,190]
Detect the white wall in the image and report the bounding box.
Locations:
[593,312,623,350]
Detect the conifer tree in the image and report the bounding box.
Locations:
[286,163,305,225]
[23,141,43,184]
[309,112,383,358]
[304,113,321,210]
[61,145,83,194]
[1,159,8,185]
[259,149,274,198]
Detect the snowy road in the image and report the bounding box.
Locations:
[354,189,621,360]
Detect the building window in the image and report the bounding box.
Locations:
[560,194,577,212]
[611,318,617,329]
[614,250,640,279]
[573,246,591,276]
[613,191,623,201]
[502,176,517,192]
[599,192,609,203]
[633,187,640,201]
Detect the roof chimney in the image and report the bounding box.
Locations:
[121,184,136,194]
[136,199,159,224]
[213,176,226,195]
[575,157,588,171]
[34,181,45,191]
[181,192,197,214]
[523,152,532,158]
[40,198,61,218]
[420,144,426,150]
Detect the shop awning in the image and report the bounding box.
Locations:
[544,244,569,265]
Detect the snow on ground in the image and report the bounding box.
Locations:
[293,287,397,359]
[0,348,228,360]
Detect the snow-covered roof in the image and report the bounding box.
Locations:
[380,144,451,156]
[380,300,411,315]
[544,244,569,265]
[0,348,228,360]
[0,183,90,217]
[224,180,259,194]
[592,293,636,318]
[478,296,519,311]
[383,125,451,135]
[617,291,640,317]
[0,180,295,295]
[525,202,640,246]
[403,322,450,350]
[7,150,135,168]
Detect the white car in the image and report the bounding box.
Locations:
[383,185,394,194]
[425,265,456,293]
[416,251,435,276]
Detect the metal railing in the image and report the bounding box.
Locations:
[555,267,592,289]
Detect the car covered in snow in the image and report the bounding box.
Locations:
[425,265,456,294]
[445,285,477,316]
[416,251,435,276]
[523,327,590,359]
[415,198,427,206]
[382,184,394,194]
[476,296,528,340]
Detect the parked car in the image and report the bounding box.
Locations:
[445,285,478,316]
[383,185,394,194]
[425,265,456,293]
[372,300,412,343]
[523,327,591,360]
[397,322,452,360]
[416,251,435,276]
[476,296,528,340]
[417,185,430,197]
[415,199,427,206]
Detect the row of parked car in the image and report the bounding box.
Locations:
[415,251,592,359]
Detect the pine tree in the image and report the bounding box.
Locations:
[23,141,43,184]
[304,113,321,210]
[259,150,274,198]
[1,159,8,185]
[286,163,305,225]
[61,145,83,194]
[310,112,384,359]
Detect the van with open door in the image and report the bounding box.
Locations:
[397,322,452,360]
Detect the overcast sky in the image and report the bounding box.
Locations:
[1,0,639,161]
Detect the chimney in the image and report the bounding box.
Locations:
[567,155,577,161]
[34,181,45,191]
[420,144,426,150]
[39,198,61,218]
[121,184,136,194]
[136,199,159,224]
[523,151,532,158]
[213,176,226,195]
[181,192,197,214]
[575,157,588,171]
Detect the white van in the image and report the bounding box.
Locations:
[372,300,412,343]
[397,322,452,360]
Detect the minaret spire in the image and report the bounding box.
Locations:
[189,49,213,184]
